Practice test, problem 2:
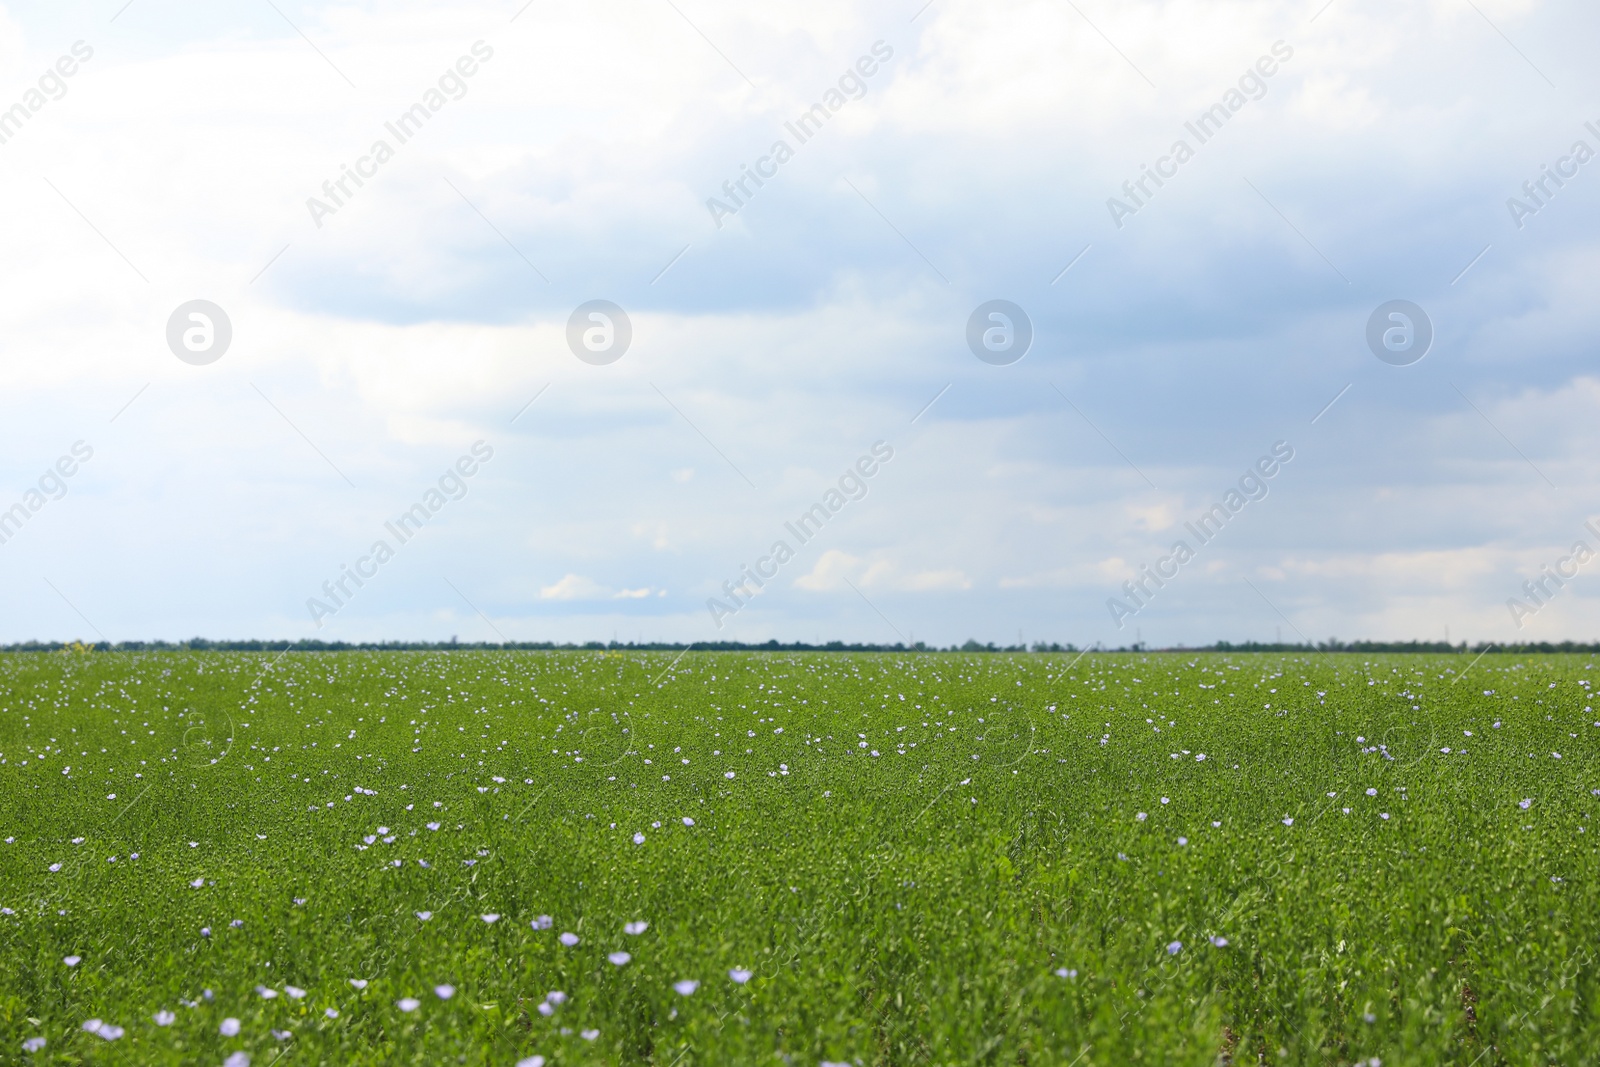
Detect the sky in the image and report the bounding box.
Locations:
[0,0,1597,649]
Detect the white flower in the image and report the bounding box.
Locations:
[349,978,369,989]
[1381,813,1390,820]
[729,968,752,984]
[536,1002,553,1016]
[725,772,735,779]
[1054,968,1077,979]
[257,986,278,999]
[682,817,695,826]
[63,955,80,967]
[559,932,579,946]
[1176,837,1188,846]
[435,984,455,999]
[191,878,205,888]
[545,991,567,1004]
[397,998,421,1012]
[154,1010,176,1026]
[285,986,306,999]
[608,951,632,966]
[1210,936,1229,947]
[481,914,500,924]
[416,911,432,921]
[532,915,553,930]
[1519,798,1533,810]
[22,1036,45,1052]
[581,1029,599,1041]
[201,927,211,937]
[219,1017,241,1036]
[324,1008,339,1019]
[624,921,648,935]
[48,864,61,872]
[633,832,645,845]
[1166,940,1182,955]
[517,1058,546,1067]
[1160,796,1169,805]
[673,979,700,995]
[1282,817,1293,827]
[1366,788,1377,797]
[224,1053,251,1067]
[1136,812,1147,821]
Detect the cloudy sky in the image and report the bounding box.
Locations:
[0,0,1597,647]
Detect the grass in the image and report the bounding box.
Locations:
[0,649,1597,1065]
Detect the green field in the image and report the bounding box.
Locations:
[1,650,1597,1065]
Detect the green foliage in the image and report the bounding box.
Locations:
[0,650,1595,1064]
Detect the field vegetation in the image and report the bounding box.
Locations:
[1,650,1596,1065]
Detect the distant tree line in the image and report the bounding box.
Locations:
[4,637,1598,655]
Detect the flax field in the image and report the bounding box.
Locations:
[1,650,1597,1065]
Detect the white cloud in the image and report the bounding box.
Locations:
[793,549,859,592]
[793,550,970,592]
[539,575,606,601]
